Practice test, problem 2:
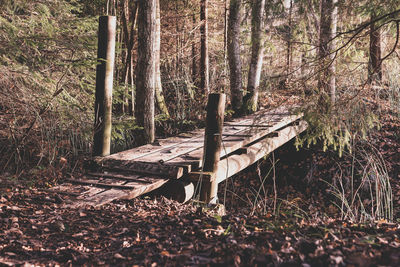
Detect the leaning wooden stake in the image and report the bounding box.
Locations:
[93,16,116,157]
[200,93,226,203]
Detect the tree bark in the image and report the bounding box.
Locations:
[200,0,210,94]
[93,16,116,156]
[136,0,156,144]
[192,13,198,83]
[368,11,382,84]
[286,0,292,77]
[227,0,243,115]
[244,0,265,114]
[318,0,338,106]
[121,1,138,115]
[154,0,169,117]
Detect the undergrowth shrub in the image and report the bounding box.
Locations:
[325,141,393,222]
[294,74,395,222]
[0,0,97,176]
[296,89,378,157]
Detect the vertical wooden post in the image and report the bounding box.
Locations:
[200,93,226,203]
[93,16,116,157]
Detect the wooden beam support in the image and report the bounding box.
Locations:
[93,16,116,157]
[236,147,249,155]
[162,180,195,203]
[188,171,215,182]
[213,121,308,184]
[200,93,225,203]
[230,132,279,155]
[268,131,280,137]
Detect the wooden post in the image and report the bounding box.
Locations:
[93,16,116,157]
[200,93,226,203]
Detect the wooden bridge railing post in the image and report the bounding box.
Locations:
[93,16,116,157]
[200,93,226,203]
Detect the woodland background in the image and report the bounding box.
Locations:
[1,0,399,174]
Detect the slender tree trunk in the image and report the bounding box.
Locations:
[154,0,169,117]
[130,56,134,115]
[224,0,228,90]
[368,11,382,84]
[175,2,180,75]
[93,16,116,156]
[115,16,122,108]
[330,0,338,104]
[318,0,338,105]
[200,0,210,94]
[192,13,198,83]
[122,1,138,115]
[136,0,156,144]
[227,0,243,115]
[121,0,130,113]
[244,0,265,114]
[286,0,293,77]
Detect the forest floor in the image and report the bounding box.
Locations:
[1,95,400,266]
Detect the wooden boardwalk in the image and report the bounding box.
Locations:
[51,105,307,207]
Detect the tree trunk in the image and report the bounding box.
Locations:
[200,0,210,94]
[93,16,116,156]
[223,0,228,91]
[154,0,169,117]
[136,0,156,144]
[368,11,382,84]
[244,0,265,114]
[192,13,198,83]
[318,0,338,106]
[121,0,130,114]
[121,1,138,115]
[286,0,292,77]
[227,0,243,115]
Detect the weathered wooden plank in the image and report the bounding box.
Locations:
[222,134,252,137]
[102,107,296,166]
[223,123,272,127]
[212,120,308,183]
[96,158,184,178]
[86,172,154,183]
[40,188,81,197]
[188,121,307,183]
[105,108,286,162]
[166,114,303,167]
[67,179,138,189]
[134,123,246,164]
[47,183,106,199]
[75,178,168,207]
[76,176,135,200]
[103,129,204,161]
